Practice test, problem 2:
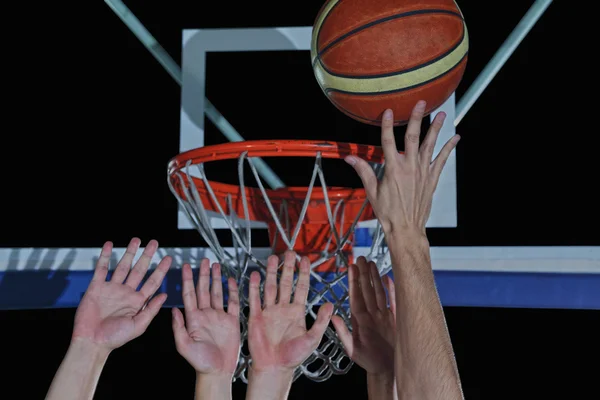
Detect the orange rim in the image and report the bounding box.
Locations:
[167,140,387,218]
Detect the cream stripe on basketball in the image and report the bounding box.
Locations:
[314,23,468,94]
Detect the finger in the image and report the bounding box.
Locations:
[181,263,198,317]
[125,239,159,290]
[344,156,378,202]
[404,100,426,165]
[227,278,240,317]
[348,263,366,314]
[307,303,334,344]
[133,292,167,337]
[171,307,190,351]
[210,263,224,311]
[369,262,387,311]
[357,257,377,313]
[248,271,262,316]
[197,259,211,309]
[264,255,279,306]
[112,237,141,283]
[293,256,311,305]
[419,111,446,167]
[431,134,460,182]
[384,275,397,320]
[380,109,399,169]
[331,315,354,356]
[92,241,113,282]
[277,251,295,304]
[139,255,171,300]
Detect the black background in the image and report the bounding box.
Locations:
[0,0,598,398]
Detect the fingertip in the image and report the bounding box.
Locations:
[453,134,461,144]
[300,256,310,270]
[161,255,173,268]
[182,263,193,278]
[267,254,279,267]
[284,250,296,263]
[323,302,334,317]
[383,109,393,121]
[435,111,446,119]
[344,155,357,166]
[415,100,426,113]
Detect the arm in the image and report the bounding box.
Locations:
[171,260,241,400]
[367,373,396,400]
[387,233,461,399]
[46,238,171,400]
[45,339,109,400]
[346,101,463,399]
[332,259,396,400]
[246,251,333,400]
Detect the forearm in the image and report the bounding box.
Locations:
[367,372,396,400]
[387,232,462,400]
[246,368,293,400]
[195,373,232,400]
[46,338,110,400]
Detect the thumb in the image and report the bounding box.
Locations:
[331,315,354,357]
[345,156,378,201]
[132,293,167,337]
[307,303,334,345]
[171,307,190,351]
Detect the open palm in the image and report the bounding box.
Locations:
[248,252,333,372]
[332,257,396,375]
[172,260,241,375]
[73,239,171,350]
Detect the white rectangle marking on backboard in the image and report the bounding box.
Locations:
[178,28,458,231]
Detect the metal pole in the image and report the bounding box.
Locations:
[104,0,286,189]
[455,0,553,126]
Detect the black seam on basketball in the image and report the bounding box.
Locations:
[318,24,466,80]
[323,51,468,96]
[329,97,408,125]
[318,9,463,59]
[313,1,342,71]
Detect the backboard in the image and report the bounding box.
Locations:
[0,0,598,311]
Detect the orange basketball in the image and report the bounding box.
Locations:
[311,0,468,126]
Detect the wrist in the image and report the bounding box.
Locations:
[367,371,394,382]
[68,337,111,364]
[385,227,429,250]
[195,372,232,399]
[196,371,234,383]
[249,366,295,381]
[246,366,294,400]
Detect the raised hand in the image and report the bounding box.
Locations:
[345,101,460,236]
[48,238,171,400]
[72,238,171,350]
[247,251,334,373]
[171,260,241,376]
[345,102,464,399]
[332,256,396,375]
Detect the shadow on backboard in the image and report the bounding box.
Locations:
[0,247,215,309]
[0,248,77,309]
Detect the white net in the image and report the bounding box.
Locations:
[168,146,392,382]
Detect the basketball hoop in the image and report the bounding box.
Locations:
[167,140,393,382]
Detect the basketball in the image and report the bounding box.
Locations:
[311,0,468,126]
